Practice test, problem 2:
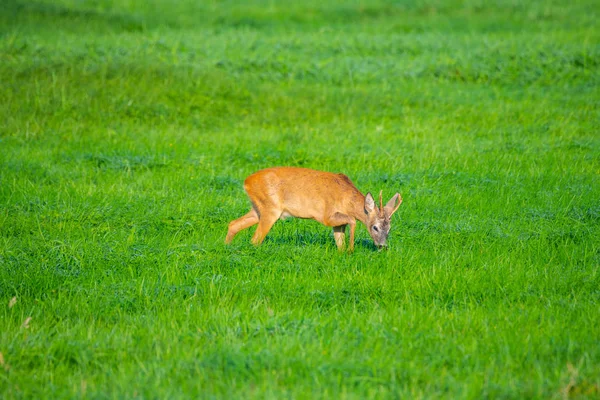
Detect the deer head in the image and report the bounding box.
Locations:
[364,191,402,248]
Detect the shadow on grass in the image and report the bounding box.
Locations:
[262,234,380,251]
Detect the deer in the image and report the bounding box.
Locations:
[225,167,402,251]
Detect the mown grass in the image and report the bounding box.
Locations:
[1,0,599,398]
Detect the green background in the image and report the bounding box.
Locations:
[1,0,599,398]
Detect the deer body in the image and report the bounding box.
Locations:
[225,167,402,251]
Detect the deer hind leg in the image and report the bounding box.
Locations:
[251,210,280,245]
[225,209,259,243]
[333,225,347,251]
[245,184,283,246]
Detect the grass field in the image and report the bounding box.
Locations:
[1,0,599,398]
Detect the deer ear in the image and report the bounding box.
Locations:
[384,193,402,217]
[364,193,376,214]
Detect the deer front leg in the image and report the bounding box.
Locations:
[325,213,355,252]
[348,220,356,252]
[333,225,347,251]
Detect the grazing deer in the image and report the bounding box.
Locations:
[225,167,402,251]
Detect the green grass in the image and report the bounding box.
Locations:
[1,0,599,398]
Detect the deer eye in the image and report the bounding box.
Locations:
[373,226,379,232]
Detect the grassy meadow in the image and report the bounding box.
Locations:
[1,0,599,398]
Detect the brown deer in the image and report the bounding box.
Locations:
[225,167,402,251]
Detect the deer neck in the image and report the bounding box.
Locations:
[350,192,368,225]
